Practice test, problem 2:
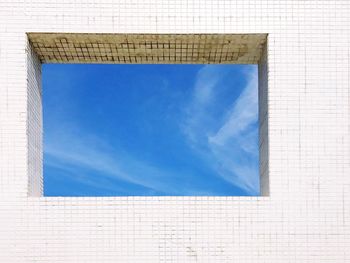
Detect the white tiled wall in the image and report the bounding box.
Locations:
[27,39,42,197]
[0,1,349,262]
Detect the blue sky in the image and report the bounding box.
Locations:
[43,64,259,196]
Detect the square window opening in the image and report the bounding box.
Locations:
[26,33,269,197]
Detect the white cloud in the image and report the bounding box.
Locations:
[193,65,225,104]
[209,70,258,145]
[44,129,186,195]
[182,65,260,194]
[182,65,231,145]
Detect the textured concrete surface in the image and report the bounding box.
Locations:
[27,33,267,64]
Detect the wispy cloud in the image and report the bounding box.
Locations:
[44,158,132,195]
[182,65,259,194]
[209,70,258,146]
[44,128,186,195]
